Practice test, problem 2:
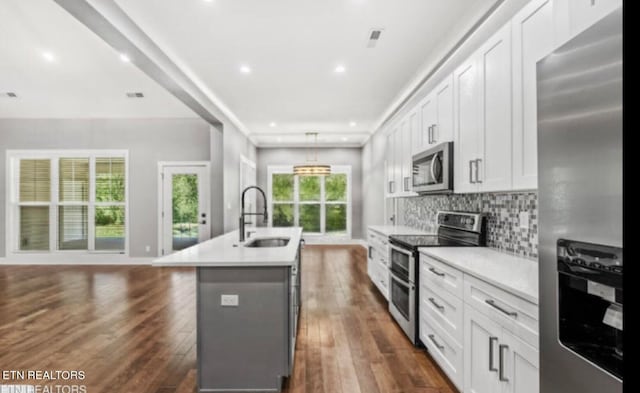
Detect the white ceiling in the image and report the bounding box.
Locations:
[1,0,499,147]
[114,0,497,146]
[0,0,197,119]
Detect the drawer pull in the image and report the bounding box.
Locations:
[428,267,445,277]
[485,299,518,317]
[499,344,509,382]
[428,297,445,311]
[428,334,445,351]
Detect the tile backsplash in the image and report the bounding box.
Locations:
[398,192,538,259]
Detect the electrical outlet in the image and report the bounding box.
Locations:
[145,245,151,253]
[519,211,530,229]
[221,294,239,307]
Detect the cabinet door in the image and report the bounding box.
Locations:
[569,0,622,36]
[434,74,454,144]
[477,23,513,192]
[465,306,502,393]
[394,124,403,195]
[512,0,554,190]
[386,129,395,195]
[411,107,423,155]
[402,114,415,193]
[420,93,436,149]
[453,55,480,193]
[500,329,540,393]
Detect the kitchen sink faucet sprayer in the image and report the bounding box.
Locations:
[239,186,269,242]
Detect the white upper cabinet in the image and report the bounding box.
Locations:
[512,0,555,190]
[569,0,622,37]
[433,75,455,145]
[419,94,436,151]
[453,54,481,194]
[385,127,396,196]
[477,23,513,192]
[394,124,403,195]
[404,110,418,194]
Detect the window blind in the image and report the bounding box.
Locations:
[59,158,89,202]
[20,206,50,250]
[19,159,51,202]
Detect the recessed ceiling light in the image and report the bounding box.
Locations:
[42,51,56,62]
[119,53,131,63]
[277,137,282,142]
[342,137,349,142]
[240,65,252,74]
[334,65,346,73]
[269,122,276,127]
[349,121,357,127]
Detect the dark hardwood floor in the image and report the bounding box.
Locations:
[0,246,456,393]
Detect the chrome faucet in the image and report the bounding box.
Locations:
[239,186,269,242]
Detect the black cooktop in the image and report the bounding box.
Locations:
[389,234,476,250]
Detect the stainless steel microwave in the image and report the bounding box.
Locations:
[412,142,453,194]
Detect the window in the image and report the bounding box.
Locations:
[8,151,128,254]
[268,166,350,237]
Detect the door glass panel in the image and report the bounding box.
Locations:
[273,203,294,227]
[20,206,49,251]
[172,174,199,251]
[58,206,88,250]
[95,206,125,251]
[299,204,320,232]
[325,204,346,234]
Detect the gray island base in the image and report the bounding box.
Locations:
[153,227,303,393]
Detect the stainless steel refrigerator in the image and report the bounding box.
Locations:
[537,6,622,393]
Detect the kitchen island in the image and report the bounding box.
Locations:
[154,227,304,393]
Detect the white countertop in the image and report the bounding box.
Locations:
[368,225,430,237]
[419,247,538,304]
[153,227,303,267]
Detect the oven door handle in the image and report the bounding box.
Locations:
[389,271,413,289]
[389,244,414,257]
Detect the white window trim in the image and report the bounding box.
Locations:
[267,165,352,240]
[5,150,130,260]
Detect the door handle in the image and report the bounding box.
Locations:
[499,344,509,382]
[485,299,518,317]
[428,126,433,144]
[475,158,482,183]
[428,267,445,277]
[489,336,498,372]
[428,334,445,351]
[469,160,476,184]
[200,220,207,225]
[431,124,438,143]
[428,297,445,311]
[403,177,410,192]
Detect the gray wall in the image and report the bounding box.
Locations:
[0,118,211,258]
[256,147,364,239]
[222,124,257,233]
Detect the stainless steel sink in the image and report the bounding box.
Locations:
[244,237,290,248]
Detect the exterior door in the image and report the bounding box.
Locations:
[160,163,210,255]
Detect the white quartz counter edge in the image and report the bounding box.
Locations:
[152,227,303,267]
[368,225,430,237]
[419,247,538,304]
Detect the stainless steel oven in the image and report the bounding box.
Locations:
[389,243,416,342]
[412,141,453,194]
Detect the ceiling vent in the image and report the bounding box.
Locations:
[4,92,18,98]
[366,28,384,48]
[126,92,144,98]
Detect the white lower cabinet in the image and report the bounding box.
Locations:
[419,253,539,393]
[367,229,390,300]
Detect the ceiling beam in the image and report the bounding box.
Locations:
[54,0,254,142]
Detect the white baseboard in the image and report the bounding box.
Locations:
[0,255,155,265]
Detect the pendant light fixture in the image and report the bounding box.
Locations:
[293,132,331,176]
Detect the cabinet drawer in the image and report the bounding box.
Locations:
[377,261,390,299]
[419,283,463,346]
[419,313,463,390]
[464,274,539,349]
[420,253,464,298]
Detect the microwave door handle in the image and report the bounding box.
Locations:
[430,154,438,184]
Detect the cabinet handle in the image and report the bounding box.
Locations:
[404,176,410,192]
[428,334,445,351]
[469,160,476,184]
[432,124,438,143]
[388,180,396,194]
[499,344,509,382]
[428,267,445,277]
[475,158,482,183]
[489,336,498,372]
[485,299,518,317]
[428,126,433,144]
[428,297,445,311]
[368,246,373,259]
